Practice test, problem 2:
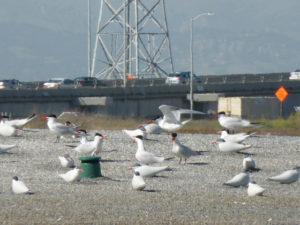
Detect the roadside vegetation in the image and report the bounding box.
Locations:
[26,112,300,136]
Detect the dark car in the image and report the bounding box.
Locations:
[74,77,98,87]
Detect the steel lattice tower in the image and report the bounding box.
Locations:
[91,0,174,82]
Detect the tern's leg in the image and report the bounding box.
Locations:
[55,136,60,143]
[184,158,187,165]
[179,158,182,164]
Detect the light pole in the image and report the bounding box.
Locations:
[190,12,213,117]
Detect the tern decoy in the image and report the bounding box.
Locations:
[132,171,146,191]
[12,176,33,194]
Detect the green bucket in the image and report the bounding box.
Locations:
[79,156,102,178]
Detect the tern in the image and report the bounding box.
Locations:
[247,182,265,197]
[123,126,147,141]
[45,114,78,142]
[219,130,255,143]
[75,129,89,144]
[131,163,169,177]
[135,135,164,165]
[0,123,21,137]
[214,138,252,153]
[171,133,201,164]
[58,154,75,168]
[223,171,250,187]
[268,167,299,184]
[132,171,146,191]
[218,112,260,131]
[73,133,106,156]
[157,105,204,132]
[0,144,17,153]
[242,155,256,171]
[12,176,33,194]
[1,114,36,129]
[59,167,83,183]
[143,122,161,134]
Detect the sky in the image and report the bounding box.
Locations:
[0,0,300,81]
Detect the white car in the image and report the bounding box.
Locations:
[0,79,20,89]
[165,73,189,85]
[43,78,74,89]
[289,70,300,80]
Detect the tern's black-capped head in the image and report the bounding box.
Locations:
[171,133,177,141]
[218,111,226,115]
[135,135,143,140]
[150,115,161,121]
[134,171,140,176]
[13,176,18,181]
[47,114,57,118]
[65,121,71,126]
[1,115,9,119]
[76,129,87,135]
[95,133,103,137]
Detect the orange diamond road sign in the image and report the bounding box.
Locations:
[275,86,288,102]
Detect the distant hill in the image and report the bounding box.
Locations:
[0,0,300,81]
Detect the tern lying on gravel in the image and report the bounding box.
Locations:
[219,130,256,143]
[131,163,169,177]
[132,171,146,191]
[223,171,250,187]
[1,114,36,129]
[157,104,205,132]
[59,167,83,183]
[45,114,79,143]
[268,167,300,184]
[171,133,202,164]
[214,138,252,153]
[247,181,265,197]
[134,135,164,165]
[12,176,33,194]
[218,112,261,132]
[58,154,75,168]
[0,123,21,137]
[0,144,17,153]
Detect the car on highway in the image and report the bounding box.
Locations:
[289,69,300,80]
[0,79,20,89]
[43,78,74,89]
[165,72,200,85]
[74,76,102,87]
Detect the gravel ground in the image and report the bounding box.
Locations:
[0,129,299,225]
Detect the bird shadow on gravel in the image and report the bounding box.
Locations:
[187,162,209,166]
[143,189,161,193]
[0,151,13,155]
[236,152,256,156]
[79,176,123,184]
[100,159,131,163]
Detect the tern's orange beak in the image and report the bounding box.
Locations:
[40,115,48,121]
